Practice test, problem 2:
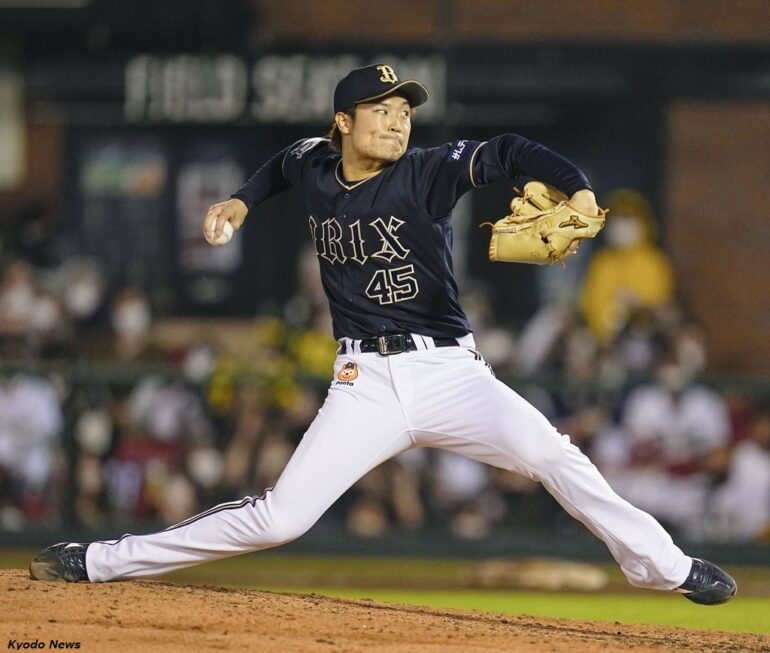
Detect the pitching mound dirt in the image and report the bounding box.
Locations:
[1,570,767,652]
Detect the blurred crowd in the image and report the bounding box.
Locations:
[0,189,768,545]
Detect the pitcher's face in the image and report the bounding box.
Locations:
[342,95,412,163]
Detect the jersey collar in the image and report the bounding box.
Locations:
[335,160,381,191]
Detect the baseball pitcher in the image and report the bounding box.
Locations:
[31,64,735,606]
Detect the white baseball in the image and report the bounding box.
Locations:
[205,220,234,247]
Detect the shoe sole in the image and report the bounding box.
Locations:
[679,585,737,605]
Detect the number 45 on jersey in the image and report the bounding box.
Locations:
[309,215,419,305]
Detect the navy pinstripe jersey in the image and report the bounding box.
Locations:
[232,134,591,340]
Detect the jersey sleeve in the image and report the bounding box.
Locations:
[471,134,592,197]
[412,140,486,218]
[414,134,591,218]
[230,137,329,210]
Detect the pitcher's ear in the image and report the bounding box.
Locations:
[335,111,353,135]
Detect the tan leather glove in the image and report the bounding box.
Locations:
[483,181,607,265]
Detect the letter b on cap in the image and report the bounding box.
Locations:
[377,65,398,84]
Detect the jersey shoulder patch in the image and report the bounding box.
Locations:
[282,137,331,180]
[446,139,472,162]
[287,137,328,161]
[409,141,474,164]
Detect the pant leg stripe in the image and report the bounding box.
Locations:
[164,488,274,532]
[94,488,274,545]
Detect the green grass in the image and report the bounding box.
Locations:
[264,587,770,634]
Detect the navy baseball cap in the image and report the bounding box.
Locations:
[334,64,429,113]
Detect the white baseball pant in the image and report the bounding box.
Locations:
[86,335,691,589]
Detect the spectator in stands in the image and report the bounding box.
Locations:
[283,244,333,335]
[0,260,42,338]
[429,451,494,539]
[345,451,426,537]
[129,375,215,445]
[110,287,156,361]
[59,257,107,332]
[580,189,674,344]
[461,284,517,374]
[1,244,766,548]
[598,331,730,540]
[708,405,770,542]
[0,373,63,527]
[221,381,270,496]
[72,401,113,527]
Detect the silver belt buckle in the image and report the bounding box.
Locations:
[377,334,408,355]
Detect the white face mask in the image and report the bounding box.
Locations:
[605,216,643,248]
[65,280,102,318]
[187,447,224,489]
[677,336,707,376]
[112,299,151,336]
[658,364,691,393]
[183,345,216,383]
[75,409,112,455]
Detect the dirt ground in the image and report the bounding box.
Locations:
[2,570,768,653]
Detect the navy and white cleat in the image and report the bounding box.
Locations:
[677,558,737,605]
[29,542,90,582]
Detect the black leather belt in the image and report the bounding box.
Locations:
[340,334,459,355]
